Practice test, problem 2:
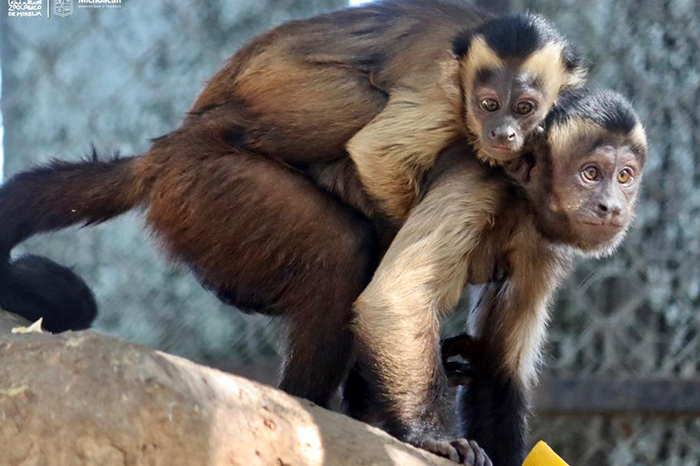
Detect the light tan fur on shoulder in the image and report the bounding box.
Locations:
[347,68,464,221]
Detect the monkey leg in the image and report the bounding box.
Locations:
[341,364,382,425]
[190,53,388,164]
[144,141,378,408]
[458,245,569,466]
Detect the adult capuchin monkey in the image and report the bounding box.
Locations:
[0,1,588,463]
[351,88,647,465]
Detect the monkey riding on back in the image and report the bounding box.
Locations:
[0,1,647,465]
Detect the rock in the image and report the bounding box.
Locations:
[0,310,452,466]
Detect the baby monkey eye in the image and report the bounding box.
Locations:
[617,168,633,184]
[582,165,600,181]
[480,98,500,112]
[514,101,535,115]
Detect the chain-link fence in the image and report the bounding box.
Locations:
[1,0,699,464]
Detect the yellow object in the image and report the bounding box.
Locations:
[11,317,44,334]
[522,441,570,466]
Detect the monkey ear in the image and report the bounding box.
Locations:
[452,30,474,57]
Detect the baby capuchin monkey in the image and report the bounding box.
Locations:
[353,88,647,466]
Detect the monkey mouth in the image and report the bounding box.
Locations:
[487,144,514,153]
[580,219,626,229]
[576,220,625,242]
[483,145,519,162]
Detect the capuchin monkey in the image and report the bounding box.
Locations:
[0,1,590,463]
[195,1,586,221]
[350,88,647,465]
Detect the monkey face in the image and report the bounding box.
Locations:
[456,14,588,166]
[548,139,643,254]
[467,66,551,163]
[506,90,648,257]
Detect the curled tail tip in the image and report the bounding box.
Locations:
[0,254,97,333]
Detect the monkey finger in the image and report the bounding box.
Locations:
[451,438,475,465]
[416,437,461,463]
[468,440,491,466]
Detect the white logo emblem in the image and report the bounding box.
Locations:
[54,0,73,16]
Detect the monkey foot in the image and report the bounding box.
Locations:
[415,437,492,466]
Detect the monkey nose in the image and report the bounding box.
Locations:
[596,202,622,217]
[489,129,517,145]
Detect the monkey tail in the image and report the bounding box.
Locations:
[0,150,148,332]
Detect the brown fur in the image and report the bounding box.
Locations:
[140,121,380,404]
[184,1,582,222]
[0,3,589,463]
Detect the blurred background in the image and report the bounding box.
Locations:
[1,0,698,464]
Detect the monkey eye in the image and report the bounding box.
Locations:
[480,98,500,112]
[514,101,535,115]
[617,168,634,184]
[581,165,600,182]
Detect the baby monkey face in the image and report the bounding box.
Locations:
[468,65,551,163]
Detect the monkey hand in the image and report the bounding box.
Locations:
[412,436,493,465]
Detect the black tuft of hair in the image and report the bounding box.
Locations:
[547,88,640,136]
[70,146,123,167]
[454,12,585,76]
[453,31,473,57]
[0,255,97,332]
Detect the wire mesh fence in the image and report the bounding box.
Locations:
[1,0,698,464]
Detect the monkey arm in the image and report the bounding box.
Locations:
[352,155,502,462]
[459,237,572,466]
